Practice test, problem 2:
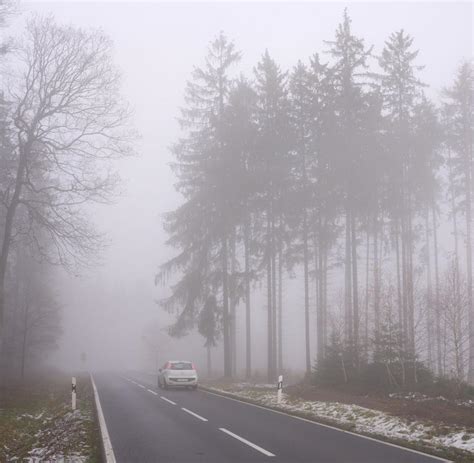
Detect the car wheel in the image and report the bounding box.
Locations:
[163,381,168,390]
[157,379,161,389]
[192,385,198,390]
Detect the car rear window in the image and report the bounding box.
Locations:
[169,362,193,370]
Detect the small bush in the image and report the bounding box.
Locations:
[313,355,474,399]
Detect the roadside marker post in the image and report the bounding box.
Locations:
[72,376,77,410]
[277,375,283,404]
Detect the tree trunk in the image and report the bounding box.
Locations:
[449,151,464,377]
[401,215,408,352]
[20,302,30,381]
[267,208,273,383]
[466,146,474,383]
[407,199,415,360]
[373,213,380,341]
[230,229,237,377]
[345,205,353,347]
[364,225,370,361]
[316,225,323,366]
[244,217,251,379]
[278,237,283,373]
[395,218,403,338]
[351,212,359,363]
[406,193,417,385]
[323,242,328,352]
[271,213,277,380]
[222,235,231,377]
[207,345,212,378]
[0,138,30,380]
[424,209,433,371]
[303,204,311,375]
[432,203,442,376]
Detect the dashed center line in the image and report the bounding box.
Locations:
[181,407,208,422]
[138,384,146,389]
[147,388,158,395]
[160,396,177,405]
[219,428,275,457]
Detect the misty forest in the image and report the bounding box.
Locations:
[0,2,473,462]
[158,12,474,394]
[0,2,473,391]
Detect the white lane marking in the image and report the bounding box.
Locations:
[91,374,117,463]
[181,407,208,422]
[202,390,450,463]
[219,428,275,457]
[160,396,177,405]
[122,376,158,397]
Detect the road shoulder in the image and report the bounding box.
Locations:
[200,383,472,463]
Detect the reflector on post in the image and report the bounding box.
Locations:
[72,376,77,410]
[277,375,283,404]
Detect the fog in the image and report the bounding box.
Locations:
[5,1,471,377]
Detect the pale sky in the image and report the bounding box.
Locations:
[8,1,472,373]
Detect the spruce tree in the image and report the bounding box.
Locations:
[325,9,373,357]
[254,50,292,382]
[378,29,425,369]
[159,33,241,376]
[443,62,474,383]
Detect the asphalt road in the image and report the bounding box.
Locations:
[93,372,448,463]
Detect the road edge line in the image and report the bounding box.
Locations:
[90,373,117,463]
[200,386,451,463]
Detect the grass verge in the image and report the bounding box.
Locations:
[0,371,101,462]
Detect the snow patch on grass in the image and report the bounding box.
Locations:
[26,448,87,463]
[26,408,93,462]
[234,382,275,390]
[17,411,45,421]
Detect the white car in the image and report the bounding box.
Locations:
[158,360,198,390]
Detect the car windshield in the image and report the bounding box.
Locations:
[169,362,193,370]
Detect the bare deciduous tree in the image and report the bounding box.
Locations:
[0,16,135,344]
[440,263,469,382]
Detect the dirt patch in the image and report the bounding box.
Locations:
[285,383,474,428]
